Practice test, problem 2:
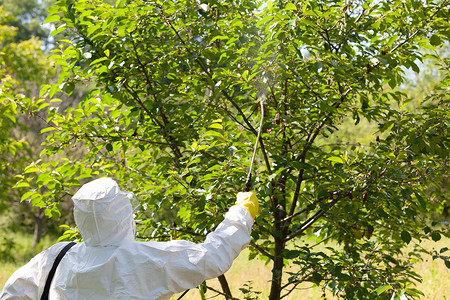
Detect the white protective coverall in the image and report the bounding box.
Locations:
[0,177,254,300]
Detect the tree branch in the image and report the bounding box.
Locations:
[250,241,275,260]
[285,195,343,242]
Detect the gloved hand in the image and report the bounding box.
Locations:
[236,192,259,219]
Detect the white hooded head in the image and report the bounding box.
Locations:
[72,177,139,247]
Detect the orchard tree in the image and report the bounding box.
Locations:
[16,0,449,299]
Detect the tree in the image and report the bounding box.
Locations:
[0,0,53,44]
[17,0,449,299]
[0,4,65,250]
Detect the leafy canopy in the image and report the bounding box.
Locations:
[14,0,449,299]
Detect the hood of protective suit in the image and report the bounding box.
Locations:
[72,177,139,247]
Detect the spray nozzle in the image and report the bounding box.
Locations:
[243,174,252,192]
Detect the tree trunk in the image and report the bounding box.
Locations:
[269,236,285,300]
[32,209,44,250]
[218,274,233,299]
[269,183,287,300]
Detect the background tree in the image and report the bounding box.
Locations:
[0,2,73,250]
[0,0,52,44]
[16,0,449,299]
[0,16,30,231]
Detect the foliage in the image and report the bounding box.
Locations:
[0,11,30,212]
[0,0,53,44]
[0,5,66,248]
[238,281,262,300]
[15,0,449,299]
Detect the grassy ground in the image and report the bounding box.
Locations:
[1,233,448,299]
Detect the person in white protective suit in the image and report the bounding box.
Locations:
[0,177,259,300]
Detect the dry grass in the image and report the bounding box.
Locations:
[412,238,449,300]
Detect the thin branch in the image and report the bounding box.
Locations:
[122,82,183,160]
[103,155,145,177]
[215,104,251,131]
[285,197,341,242]
[129,33,155,95]
[282,190,340,224]
[250,241,275,260]
[75,133,182,147]
[204,284,229,298]
[132,137,183,146]
[281,275,372,298]
[280,277,308,299]
[288,168,304,219]
[389,0,449,55]
[310,231,341,249]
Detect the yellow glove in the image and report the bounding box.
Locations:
[236,192,259,219]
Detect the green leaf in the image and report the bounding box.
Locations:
[313,62,323,74]
[15,182,30,188]
[41,127,58,133]
[284,250,300,259]
[414,192,427,210]
[242,70,249,80]
[374,285,392,295]
[24,166,39,173]
[39,84,51,97]
[65,82,75,95]
[312,272,323,285]
[209,123,223,130]
[210,35,229,42]
[285,3,297,11]
[431,231,441,241]
[405,288,424,297]
[386,35,398,47]
[44,14,60,24]
[429,34,442,46]
[49,83,61,98]
[21,191,35,201]
[388,76,397,89]
[410,61,420,73]
[204,130,224,139]
[50,25,67,37]
[401,230,411,244]
[288,161,310,170]
[106,143,113,151]
[327,156,344,164]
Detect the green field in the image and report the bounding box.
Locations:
[1,233,448,299]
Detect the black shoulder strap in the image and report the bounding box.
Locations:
[40,242,76,300]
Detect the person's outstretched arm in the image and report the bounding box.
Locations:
[139,192,259,296]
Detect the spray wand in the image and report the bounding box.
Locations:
[176,100,264,300]
[243,99,265,192]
